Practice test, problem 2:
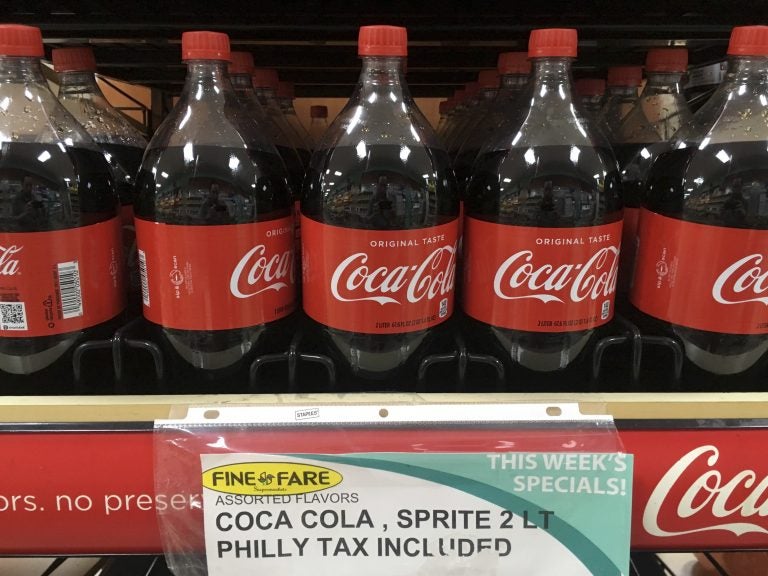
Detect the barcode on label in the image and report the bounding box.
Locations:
[57,261,83,319]
[139,249,150,306]
[0,302,27,331]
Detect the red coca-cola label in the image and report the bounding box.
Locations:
[301,216,458,334]
[463,218,622,332]
[618,207,640,292]
[631,209,768,334]
[135,216,296,331]
[0,218,125,337]
[640,442,768,541]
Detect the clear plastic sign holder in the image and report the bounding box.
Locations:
[154,402,632,576]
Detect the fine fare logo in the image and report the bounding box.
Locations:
[203,462,342,496]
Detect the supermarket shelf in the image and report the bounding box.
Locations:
[1,393,767,555]
[1,392,768,423]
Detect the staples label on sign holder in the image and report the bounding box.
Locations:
[155,403,632,575]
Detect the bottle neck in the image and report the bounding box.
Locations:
[356,56,410,99]
[723,55,768,87]
[230,73,254,91]
[531,58,574,94]
[500,74,529,90]
[0,56,48,84]
[179,60,231,102]
[57,70,105,97]
[607,85,637,97]
[479,87,498,101]
[642,72,686,96]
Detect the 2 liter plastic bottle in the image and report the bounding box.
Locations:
[302,25,459,380]
[463,28,622,373]
[631,26,768,377]
[0,25,124,378]
[134,31,295,376]
[52,47,147,308]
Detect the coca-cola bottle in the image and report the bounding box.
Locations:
[575,78,606,120]
[440,88,467,150]
[453,53,532,192]
[598,66,642,141]
[447,81,481,157]
[52,47,148,309]
[308,105,328,147]
[463,28,623,373]
[452,70,500,191]
[614,48,691,294]
[631,26,768,376]
[302,25,459,380]
[133,31,295,376]
[0,25,124,378]
[276,81,312,164]
[251,68,306,194]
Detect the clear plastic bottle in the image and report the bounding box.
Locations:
[52,47,148,309]
[302,25,459,380]
[440,88,467,151]
[251,67,307,195]
[598,66,642,141]
[447,81,481,158]
[463,28,623,373]
[631,26,768,376]
[0,25,124,377]
[133,31,295,375]
[614,48,692,294]
[452,70,500,190]
[277,80,312,163]
[308,105,328,147]
[575,78,606,120]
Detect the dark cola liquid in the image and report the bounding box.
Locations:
[640,141,768,375]
[101,143,145,303]
[0,142,117,376]
[275,144,305,199]
[613,142,671,294]
[303,144,458,379]
[466,144,622,372]
[101,143,144,206]
[135,145,292,372]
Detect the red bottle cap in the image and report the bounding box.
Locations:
[251,68,279,89]
[439,100,450,115]
[181,31,230,62]
[645,48,688,73]
[497,51,531,75]
[575,78,606,97]
[0,24,44,57]
[528,28,578,59]
[477,69,500,88]
[358,25,407,57]
[277,81,294,99]
[606,66,643,87]
[228,51,254,75]
[52,47,97,72]
[453,88,466,103]
[310,105,327,118]
[728,26,768,56]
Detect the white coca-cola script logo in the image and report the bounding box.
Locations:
[712,254,768,306]
[0,245,22,276]
[493,247,619,304]
[643,445,768,537]
[331,245,456,305]
[230,245,293,299]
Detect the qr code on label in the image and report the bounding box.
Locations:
[0,302,27,331]
[601,299,611,321]
[439,298,449,318]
